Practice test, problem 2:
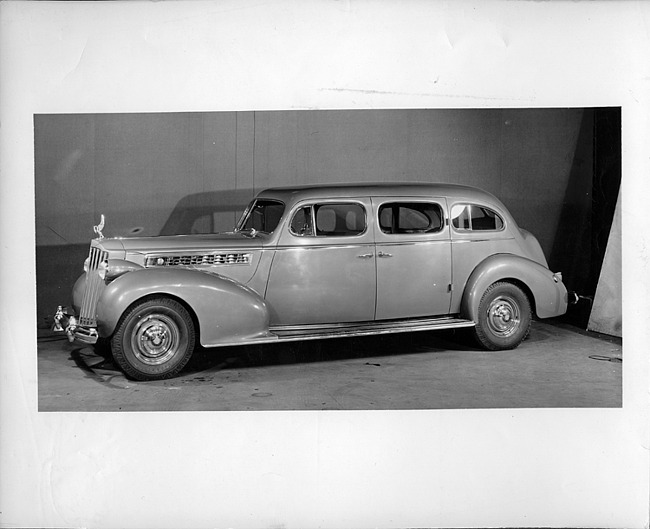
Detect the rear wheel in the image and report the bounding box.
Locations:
[473,282,531,350]
[111,297,196,380]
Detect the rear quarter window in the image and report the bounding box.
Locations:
[451,204,504,231]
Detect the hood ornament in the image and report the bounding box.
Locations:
[93,214,105,240]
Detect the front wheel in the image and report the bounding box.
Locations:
[473,282,531,351]
[111,297,196,380]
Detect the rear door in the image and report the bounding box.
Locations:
[372,197,452,320]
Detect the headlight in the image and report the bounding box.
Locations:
[98,261,108,280]
[84,257,108,279]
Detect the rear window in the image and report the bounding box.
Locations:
[379,202,443,234]
[451,204,504,231]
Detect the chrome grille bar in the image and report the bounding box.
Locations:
[79,246,108,327]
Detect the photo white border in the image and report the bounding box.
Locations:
[1,1,648,527]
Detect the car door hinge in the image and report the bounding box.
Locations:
[448,283,453,292]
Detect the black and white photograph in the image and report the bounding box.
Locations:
[1,1,648,528]
[35,108,622,412]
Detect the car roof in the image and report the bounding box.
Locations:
[255,182,504,208]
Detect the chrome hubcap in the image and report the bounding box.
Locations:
[132,314,180,365]
[486,295,520,337]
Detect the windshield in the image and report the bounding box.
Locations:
[236,199,285,234]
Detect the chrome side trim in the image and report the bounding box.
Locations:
[145,245,266,253]
[375,240,450,248]
[201,316,475,348]
[451,237,514,244]
[271,316,474,337]
[274,243,375,251]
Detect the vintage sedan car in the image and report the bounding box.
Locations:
[53,183,570,380]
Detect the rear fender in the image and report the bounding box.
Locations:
[96,268,272,346]
[461,254,568,321]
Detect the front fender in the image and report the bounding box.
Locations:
[461,254,568,321]
[96,268,272,346]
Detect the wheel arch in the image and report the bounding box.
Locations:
[460,253,567,322]
[112,291,202,343]
[110,295,197,381]
[497,277,537,316]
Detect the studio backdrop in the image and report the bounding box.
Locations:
[34,108,621,334]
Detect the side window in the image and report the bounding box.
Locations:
[379,202,443,234]
[471,206,504,231]
[451,204,504,231]
[290,206,314,236]
[314,203,366,236]
[239,200,285,233]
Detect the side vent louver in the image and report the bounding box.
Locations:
[145,253,252,267]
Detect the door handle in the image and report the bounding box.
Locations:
[378,251,393,258]
[357,253,374,259]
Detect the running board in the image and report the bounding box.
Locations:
[269,316,475,343]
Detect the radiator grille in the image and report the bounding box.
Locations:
[79,246,108,327]
[145,253,251,267]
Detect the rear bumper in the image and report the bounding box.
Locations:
[52,305,99,345]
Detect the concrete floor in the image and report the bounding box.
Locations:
[37,320,622,411]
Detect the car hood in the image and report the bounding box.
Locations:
[100,232,271,254]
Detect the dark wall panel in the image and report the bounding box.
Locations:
[34,114,96,245]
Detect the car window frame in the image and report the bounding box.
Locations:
[450,202,506,233]
[288,200,369,239]
[377,201,446,236]
[235,198,286,234]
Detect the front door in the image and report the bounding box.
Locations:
[265,198,377,326]
[373,197,452,320]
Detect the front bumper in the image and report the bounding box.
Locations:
[52,305,99,345]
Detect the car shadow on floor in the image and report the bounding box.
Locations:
[63,328,482,383]
[64,321,574,384]
[185,328,481,375]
